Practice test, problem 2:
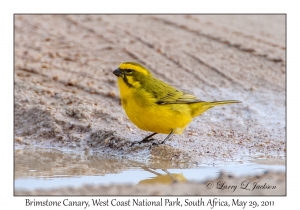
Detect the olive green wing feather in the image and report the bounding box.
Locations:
[157,90,201,104]
[145,78,202,104]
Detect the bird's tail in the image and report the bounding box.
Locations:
[189,100,241,118]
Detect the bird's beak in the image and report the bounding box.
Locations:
[113,68,123,77]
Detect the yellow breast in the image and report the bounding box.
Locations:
[117,78,192,134]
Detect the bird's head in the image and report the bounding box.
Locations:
[113,62,152,88]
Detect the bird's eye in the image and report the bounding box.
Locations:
[126,70,133,74]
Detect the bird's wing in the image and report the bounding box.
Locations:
[157,90,201,104]
[146,78,202,104]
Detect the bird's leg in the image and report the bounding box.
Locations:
[152,130,175,146]
[162,169,178,183]
[130,132,157,147]
[140,132,158,143]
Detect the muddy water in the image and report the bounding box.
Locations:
[15,148,285,191]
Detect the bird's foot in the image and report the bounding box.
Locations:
[130,138,157,147]
[149,140,165,149]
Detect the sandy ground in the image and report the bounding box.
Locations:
[14,15,286,195]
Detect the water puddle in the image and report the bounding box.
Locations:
[15,148,285,191]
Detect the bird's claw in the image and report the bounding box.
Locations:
[149,140,163,149]
[130,138,159,147]
[130,141,140,147]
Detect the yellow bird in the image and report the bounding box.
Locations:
[113,62,240,146]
